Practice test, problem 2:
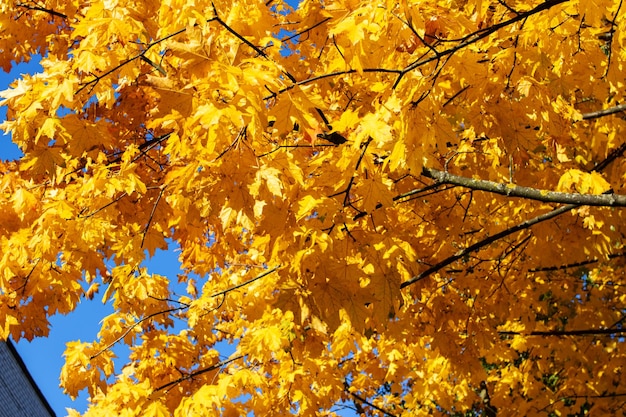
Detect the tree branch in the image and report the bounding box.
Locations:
[16,2,67,19]
[154,355,243,392]
[499,328,626,337]
[262,0,563,98]
[208,265,281,298]
[78,192,128,219]
[528,251,626,272]
[400,204,575,289]
[141,187,165,249]
[421,167,625,207]
[563,392,626,399]
[210,3,297,83]
[582,102,626,120]
[588,141,626,172]
[402,136,625,289]
[347,389,398,417]
[76,26,190,94]
[393,0,568,88]
[280,17,331,44]
[257,143,336,158]
[89,305,187,360]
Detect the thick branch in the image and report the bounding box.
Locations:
[401,138,625,289]
[563,392,626,400]
[422,167,626,207]
[582,103,626,120]
[499,328,626,337]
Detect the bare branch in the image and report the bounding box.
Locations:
[141,187,165,249]
[89,306,186,360]
[499,328,626,337]
[400,203,575,289]
[528,251,626,272]
[209,265,281,298]
[346,388,399,417]
[394,0,568,88]
[154,355,244,392]
[16,2,67,19]
[421,167,626,207]
[401,135,625,290]
[280,17,331,44]
[581,102,626,120]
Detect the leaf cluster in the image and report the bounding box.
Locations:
[2,0,626,416]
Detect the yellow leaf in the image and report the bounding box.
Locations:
[144,402,170,417]
[359,173,394,212]
[248,326,286,358]
[297,195,319,221]
[0,314,19,340]
[250,166,283,198]
[552,96,582,122]
[517,77,534,97]
[557,169,611,194]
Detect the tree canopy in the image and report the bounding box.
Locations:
[2,0,626,415]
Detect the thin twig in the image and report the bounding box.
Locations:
[528,252,626,272]
[89,306,186,359]
[442,85,470,107]
[348,390,398,417]
[141,187,165,249]
[280,17,331,43]
[209,265,281,298]
[154,355,243,391]
[215,126,247,160]
[400,204,575,289]
[16,2,67,19]
[76,27,191,94]
[79,192,128,218]
[211,2,297,83]
[393,0,568,88]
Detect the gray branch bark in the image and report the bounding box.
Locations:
[582,103,626,120]
[421,167,626,207]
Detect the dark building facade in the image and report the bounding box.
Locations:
[0,340,56,417]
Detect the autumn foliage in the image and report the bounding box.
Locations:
[2,0,626,415]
